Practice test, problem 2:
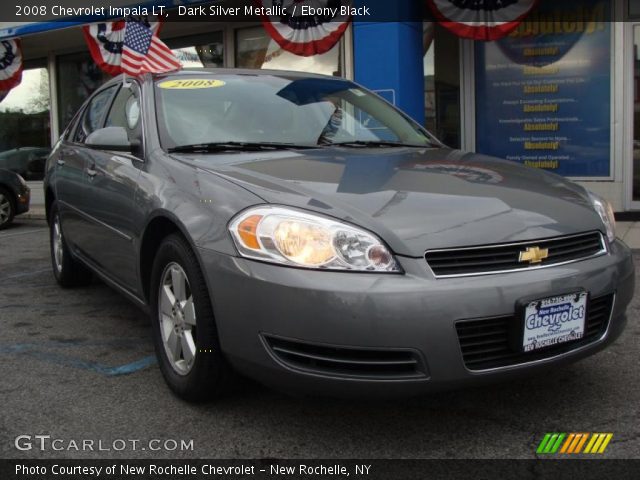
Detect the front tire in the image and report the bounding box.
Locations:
[150,234,231,402]
[49,203,92,287]
[0,187,15,230]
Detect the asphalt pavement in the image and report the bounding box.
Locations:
[1,218,639,459]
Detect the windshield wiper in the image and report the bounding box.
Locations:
[168,142,318,153]
[325,140,436,148]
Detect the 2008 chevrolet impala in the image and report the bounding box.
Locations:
[44,70,634,401]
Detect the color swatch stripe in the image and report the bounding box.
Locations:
[560,433,575,454]
[584,433,614,454]
[567,433,583,453]
[583,434,598,453]
[550,433,565,453]
[545,434,560,453]
[538,433,613,454]
[574,433,589,453]
[597,434,613,454]
[536,433,553,454]
[537,433,566,454]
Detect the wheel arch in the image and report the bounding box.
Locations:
[139,210,207,305]
[0,182,16,202]
[0,183,17,219]
[45,186,55,224]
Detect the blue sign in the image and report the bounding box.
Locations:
[475,0,611,177]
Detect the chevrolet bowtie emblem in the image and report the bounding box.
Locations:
[519,246,549,264]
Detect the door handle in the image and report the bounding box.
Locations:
[86,167,97,178]
[56,158,65,166]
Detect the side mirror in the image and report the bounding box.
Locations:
[85,127,134,153]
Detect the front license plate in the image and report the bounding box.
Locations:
[522,292,588,352]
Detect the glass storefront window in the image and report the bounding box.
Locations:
[423,23,461,148]
[0,64,51,181]
[166,32,224,68]
[475,0,611,178]
[235,26,342,76]
[56,51,110,131]
[632,25,640,200]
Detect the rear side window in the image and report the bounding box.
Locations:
[105,86,139,129]
[73,86,117,143]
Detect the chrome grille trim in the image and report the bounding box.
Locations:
[425,231,608,279]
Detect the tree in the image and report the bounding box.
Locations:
[27,69,50,114]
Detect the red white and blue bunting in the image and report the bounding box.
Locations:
[0,39,23,93]
[82,16,162,76]
[427,0,539,41]
[258,0,352,57]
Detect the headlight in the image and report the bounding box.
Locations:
[229,206,401,272]
[589,192,616,243]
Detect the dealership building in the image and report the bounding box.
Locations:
[1,0,639,212]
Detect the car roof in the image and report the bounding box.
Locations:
[163,68,337,79]
[103,68,344,88]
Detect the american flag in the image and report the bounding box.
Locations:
[122,20,181,76]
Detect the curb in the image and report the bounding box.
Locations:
[21,213,47,220]
[20,207,46,221]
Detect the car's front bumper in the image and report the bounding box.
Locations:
[197,240,634,397]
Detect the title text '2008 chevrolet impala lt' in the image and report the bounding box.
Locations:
[44,70,634,401]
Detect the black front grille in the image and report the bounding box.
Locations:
[426,232,606,277]
[456,294,614,371]
[263,336,427,379]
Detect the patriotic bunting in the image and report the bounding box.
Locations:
[426,0,539,41]
[82,17,163,76]
[0,39,23,93]
[258,0,352,57]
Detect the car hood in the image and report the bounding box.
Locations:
[173,147,605,257]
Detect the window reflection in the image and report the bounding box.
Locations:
[235,26,341,76]
[0,65,51,181]
[423,23,461,148]
[56,51,110,130]
[167,32,224,68]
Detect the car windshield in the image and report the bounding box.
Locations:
[154,74,440,151]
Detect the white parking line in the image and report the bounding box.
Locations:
[0,229,46,239]
[0,267,50,281]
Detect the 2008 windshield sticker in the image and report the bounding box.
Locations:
[158,79,226,89]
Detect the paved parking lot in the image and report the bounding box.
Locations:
[1,218,639,459]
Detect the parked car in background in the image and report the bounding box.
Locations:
[0,147,50,181]
[0,169,30,229]
[45,70,634,401]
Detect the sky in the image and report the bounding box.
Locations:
[0,68,48,113]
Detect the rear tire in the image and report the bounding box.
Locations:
[150,234,231,402]
[0,187,15,230]
[49,202,92,287]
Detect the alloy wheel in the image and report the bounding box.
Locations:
[0,193,10,226]
[52,216,64,273]
[158,262,197,375]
